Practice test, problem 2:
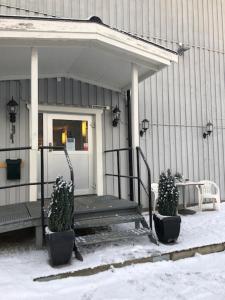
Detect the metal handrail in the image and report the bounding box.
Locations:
[105,173,149,198]
[0,144,79,255]
[0,146,67,190]
[105,147,132,153]
[105,147,132,199]
[136,147,152,229]
[38,145,74,184]
[0,145,74,237]
[64,147,74,185]
[136,147,151,173]
[0,146,31,152]
[0,181,55,190]
[105,146,153,230]
[105,174,138,180]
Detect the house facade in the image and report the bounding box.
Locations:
[0,0,224,206]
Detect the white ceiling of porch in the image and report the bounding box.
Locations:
[0,46,157,91]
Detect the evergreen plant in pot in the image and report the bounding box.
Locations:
[46,176,74,266]
[153,169,181,243]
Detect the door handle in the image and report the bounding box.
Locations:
[49,142,53,152]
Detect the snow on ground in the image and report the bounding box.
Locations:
[0,203,225,299]
[1,250,225,299]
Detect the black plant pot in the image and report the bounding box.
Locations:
[46,229,74,266]
[153,214,181,244]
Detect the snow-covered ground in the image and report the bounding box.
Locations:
[1,250,225,299]
[0,203,225,299]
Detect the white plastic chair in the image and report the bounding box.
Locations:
[151,183,159,212]
[197,180,220,211]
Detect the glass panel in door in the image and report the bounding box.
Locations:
[52,119,88,151]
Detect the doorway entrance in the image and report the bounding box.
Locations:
[39,113,95,197]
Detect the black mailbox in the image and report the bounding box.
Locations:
[6,159,22,180]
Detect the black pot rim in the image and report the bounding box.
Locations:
[153,213,181,221]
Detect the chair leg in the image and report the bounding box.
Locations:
[198,194,202,211]
[213,198,216,210]
[200,196,203,211]
[197,187,202,211]
[215,196,220,210]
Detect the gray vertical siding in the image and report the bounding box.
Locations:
[0,0,225,205]
[0,78,128,205]
[0,80,30,205]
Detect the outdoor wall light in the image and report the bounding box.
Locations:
[177,43,190,56]
[112,105,121,127]
[7,97,18,144]
[203,121,213,139]
[140,118,150,137]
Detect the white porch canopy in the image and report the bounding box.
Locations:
[0,16,177,92]
[0,16,178,200]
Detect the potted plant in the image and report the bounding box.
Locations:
[153,169,181,243]
[46,176,74,266]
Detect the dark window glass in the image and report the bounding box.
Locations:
[52,119,88,151]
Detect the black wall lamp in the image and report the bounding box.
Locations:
[140,118,150,137]
[7,97,18,143]
[203,121,213,139]
[112,105,121,127]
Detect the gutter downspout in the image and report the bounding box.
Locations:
[127,90,134,201]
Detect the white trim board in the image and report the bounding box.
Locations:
[37,105,103,116]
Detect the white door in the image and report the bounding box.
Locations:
[43,113,95,196]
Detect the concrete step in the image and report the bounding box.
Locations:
[76,228,151,246]
[74,213,144,229]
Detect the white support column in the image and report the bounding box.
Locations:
[131,63,139,150]
[95,111,104,196]
[131,63,139,202]
[29,47,38,201]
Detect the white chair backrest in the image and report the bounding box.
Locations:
[151,183,159,196]
[199,180,220,196]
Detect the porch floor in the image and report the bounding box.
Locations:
[73,195,138,213]
[0,195,138,234]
